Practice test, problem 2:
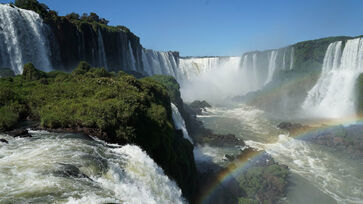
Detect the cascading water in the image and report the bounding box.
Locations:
[289,47,294,70]
[128,42,137,71]
[246,134,363,204]
[0,131,185,204]
[142,49,179,79]
[264,50,278,85]
[240,54,259,91]
[171,103,193,144]
[0,4,53,74]
[179,57,245,102]
[302,38,363,118]
[97,29,108,69]
[178,57,221,81]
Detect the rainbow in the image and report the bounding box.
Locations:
[196,113,363,204]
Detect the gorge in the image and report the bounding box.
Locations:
[0,1,363,204]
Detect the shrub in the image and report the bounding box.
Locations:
[22,63,46,80]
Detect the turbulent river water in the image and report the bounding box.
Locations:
[197,104,363,204]
[0,130,185,204]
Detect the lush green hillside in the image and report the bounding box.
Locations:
[0,62,197,200]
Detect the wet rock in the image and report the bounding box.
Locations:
[300,124,363,158]
[188,100,211,115]
[224,154,235,161]
[54,163,90,180]
[277,122,310,134]
[0,139,8,143]
[198,131,245,147]
[6,129,32,138]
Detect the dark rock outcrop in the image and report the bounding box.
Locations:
[6,129,32,138]
[0,138,8,143]
[46,18,144,73]
[188,100,212,115]
[277,122,309,134]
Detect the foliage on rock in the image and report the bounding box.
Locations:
[0,62,197,200]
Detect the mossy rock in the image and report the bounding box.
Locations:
[22,63,46,81]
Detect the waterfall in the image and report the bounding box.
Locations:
[178,57,242,81]
[0,4,53,74]
[302,38,363,118]
[171,103,193,143]
[128,42,137,71]
[178,57,220,81]
[179,57,248,102]
[0,131,185,203]
[97,29,108,69]
[142,49,179,79]
[289,47,294,70]
[240,54,260,92]
[282,50,286,70]
[264,50,278,85]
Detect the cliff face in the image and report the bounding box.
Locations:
[47,18,144,72]
[236,36,358,116]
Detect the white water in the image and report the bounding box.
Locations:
[0,4,52,74]
[264,50,278,85]
[178,57,224,81]
[128,42,137,71]
[179,57,246,103]
[240,53,260,92]
[142,49,179,79]
[0,131,185,204]
[289,47,294,70]
[199,104,363,204]
[97,29,108,69]
[246,134,363,204]
[171,103,193,143]
[302,38,363,118]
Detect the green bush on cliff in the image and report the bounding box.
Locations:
[14,0,49,17]
[356,73,363,113]
[237,164,289,203]
[13,0,130,33]
[0,62,197,200]
[143,75,184,109]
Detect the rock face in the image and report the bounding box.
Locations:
[188,100,212,115]
[5,129,32,138]
[277,122,308,134]
[47,19,144,73]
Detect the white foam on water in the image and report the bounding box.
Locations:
[246,134,363,204]
[0,131,185,204]
[0,4,53,74]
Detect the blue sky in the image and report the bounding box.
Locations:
[2,0,363,56]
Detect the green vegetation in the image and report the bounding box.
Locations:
[356,73,363,113]
[238,197,258,204]
[292,36,353,72]
[12,0,130,33]
[0,68,15,78]
[0,62,197,199]
[143,75,183,108]
[237,164,289,204]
